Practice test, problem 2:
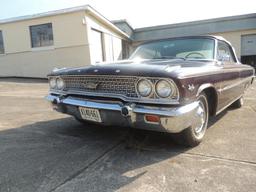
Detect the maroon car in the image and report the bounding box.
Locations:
[46,36,255,147]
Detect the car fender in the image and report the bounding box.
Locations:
[196,83,217,97]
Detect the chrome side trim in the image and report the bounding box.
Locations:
[218,77,252,92]
[178,68,253,79]
[216,94,243,115]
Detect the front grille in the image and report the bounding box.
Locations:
[62,75,138,98]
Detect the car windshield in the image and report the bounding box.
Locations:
[129,38,215,60]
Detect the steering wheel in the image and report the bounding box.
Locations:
[185,52,205,59]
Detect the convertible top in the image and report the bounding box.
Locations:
[142,35,232,47]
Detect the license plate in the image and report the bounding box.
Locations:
[79,107,102,122]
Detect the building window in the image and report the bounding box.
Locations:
[0,30,4,54]
[90,29,105,63]
[122,40,130,59]
[29,23,54,48]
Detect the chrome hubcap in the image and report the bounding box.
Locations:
[194,101,206,136]
[240,97,244,105]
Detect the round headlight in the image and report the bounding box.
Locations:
[56,78,65,90]
[156,80,173,98]
[137,79,153,97]
[49,78,56,89]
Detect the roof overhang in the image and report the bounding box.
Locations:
[133,13,256,42]
[0,5,130,40]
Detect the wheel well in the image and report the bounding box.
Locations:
[202,87,218,116]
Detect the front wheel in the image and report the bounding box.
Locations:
[181,93,209,147]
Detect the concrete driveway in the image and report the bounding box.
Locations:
[0,78,255,192]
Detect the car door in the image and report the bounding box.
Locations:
[217,41,242,111]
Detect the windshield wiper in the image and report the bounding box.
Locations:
[153,56,186,60]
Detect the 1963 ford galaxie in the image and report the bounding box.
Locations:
[46,36,255,147]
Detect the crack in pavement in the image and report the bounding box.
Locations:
[183,152,256,166]
[249,106,256,113]
[123,146,256,166]
[48,144,256,192]
[47,126,256,192]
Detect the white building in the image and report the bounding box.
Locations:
[0,5,255,78]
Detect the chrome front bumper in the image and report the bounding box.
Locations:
[46,94,199,133]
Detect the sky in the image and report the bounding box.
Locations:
[0,0,255,28]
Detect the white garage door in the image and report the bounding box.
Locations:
[241,34,256,56]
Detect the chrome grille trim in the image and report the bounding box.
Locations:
[49,75,180,105]
[62,75,138,98]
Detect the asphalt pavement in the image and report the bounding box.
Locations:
[0,78,255,192]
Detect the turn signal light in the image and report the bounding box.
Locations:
[145,115,160,123]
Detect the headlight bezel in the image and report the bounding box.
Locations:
[136,78,154,97]
[48,76,65,90]
[49,77,57,89]
[155,79,174,98]
[56,77,65,90]
[136,77,179,100]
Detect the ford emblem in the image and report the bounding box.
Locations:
[83,82,99,89]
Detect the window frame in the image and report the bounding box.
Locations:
[29,23,54,48]
[0,30,5,54]
[217,40,236,63]
[129,37,216,61]
[91,28,105,62]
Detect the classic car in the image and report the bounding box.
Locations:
[46,36,255,147]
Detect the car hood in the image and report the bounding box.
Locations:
[50,59,217,79]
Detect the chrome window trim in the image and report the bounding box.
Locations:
[216,39,239,63]
[214,39,218,60]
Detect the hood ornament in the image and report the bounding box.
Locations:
[116,69,121,73]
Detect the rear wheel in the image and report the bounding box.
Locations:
[231,96,244,108]
[181,93,209,147]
